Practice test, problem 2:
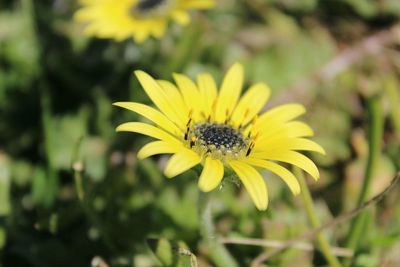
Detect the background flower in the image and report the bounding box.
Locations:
[74,0,215,42]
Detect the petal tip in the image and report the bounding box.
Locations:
[256,202,268,211]
[163,170,175,179]
[136,152,147,160]
[312,172,320,181]
[198,183,212,192]
[229,62,244,76]
[112,102,125,108]
[231,62,243,69]
[292,188,301,196]
[134,70,149,79]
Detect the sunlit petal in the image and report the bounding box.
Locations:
[198,157,224,192]
[164,150,201,178]
[229,160,268,211]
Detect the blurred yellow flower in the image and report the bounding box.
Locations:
[74,0,215,42]
[114,63,325,210]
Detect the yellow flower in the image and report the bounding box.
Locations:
[114,63,325,210]
[74,0,215,42]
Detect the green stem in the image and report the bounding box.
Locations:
[40,85,59,207]
[295,168,342,267]
[383,77,400,138]
[344,96,383,266]
[198,192,239,267]
[72,151,119,253]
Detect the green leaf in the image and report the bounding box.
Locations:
[0,227,6,249]
[147,238,197,267]
[49,109,89,170]
[0,153,11,216]
[245,29,335,93]
[81,137,107,182]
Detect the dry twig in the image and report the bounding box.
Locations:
[251,173,400,267]
[220,237,353,257]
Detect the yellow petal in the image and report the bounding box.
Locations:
[133,30,149,43]
[244,157,300,195]
[151,21,167,38]
[137,140,183,160]
[253,150,319,180]
[157,79,189,127]
[254,104,306,132]
[116,122,180,144]
[184,0,216,9]
[134,70,186,126]
[173,73,203,119]
[229,160,268,211]
[164,150,201,178]
[215,63,244,122]
[284,121,314,138]
[254,121,314,148]
[197,73,217,118]
[198,157,224,192]
[171,10,190,25]
[231,83,271,126]
[256,137,325,155]
[113,102,182,136]
[277,138,325,154]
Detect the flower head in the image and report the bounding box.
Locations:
[114,63,325,210]
[74,0,215,42]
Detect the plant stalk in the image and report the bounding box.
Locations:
[198,192,239,267]
[344,96,383,266]
[295,168,342,267]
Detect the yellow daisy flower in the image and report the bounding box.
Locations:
[74,0,215,42]
[114,63,325,210]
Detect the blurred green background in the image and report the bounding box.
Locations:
[1,0,400,266]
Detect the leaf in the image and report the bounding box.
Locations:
[245,29,335,93]
[81,137,107,182]
[157,184,199,230]
[31,167,49,207]
[0,227,6,249]
[0,153,11,216]
[49,109,88,170]
[146,238,197,267]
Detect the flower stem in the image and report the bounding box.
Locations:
[198,192,239,267]
[344,96,383,266]
[295,168,342,267]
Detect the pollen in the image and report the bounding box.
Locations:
[187,122,250,160]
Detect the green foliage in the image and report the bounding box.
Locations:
[147,238,197,267]
[0,0,40,103]
[1,0,400,266]
[0,154,11,216]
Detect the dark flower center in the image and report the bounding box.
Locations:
[135,0,165,12]
[195,123,246,149]
[187,122,250,159]
[129,0,170,18]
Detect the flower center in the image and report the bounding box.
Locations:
[135,0,165,11]
[186,122,251,160]
[130,0,172,18]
